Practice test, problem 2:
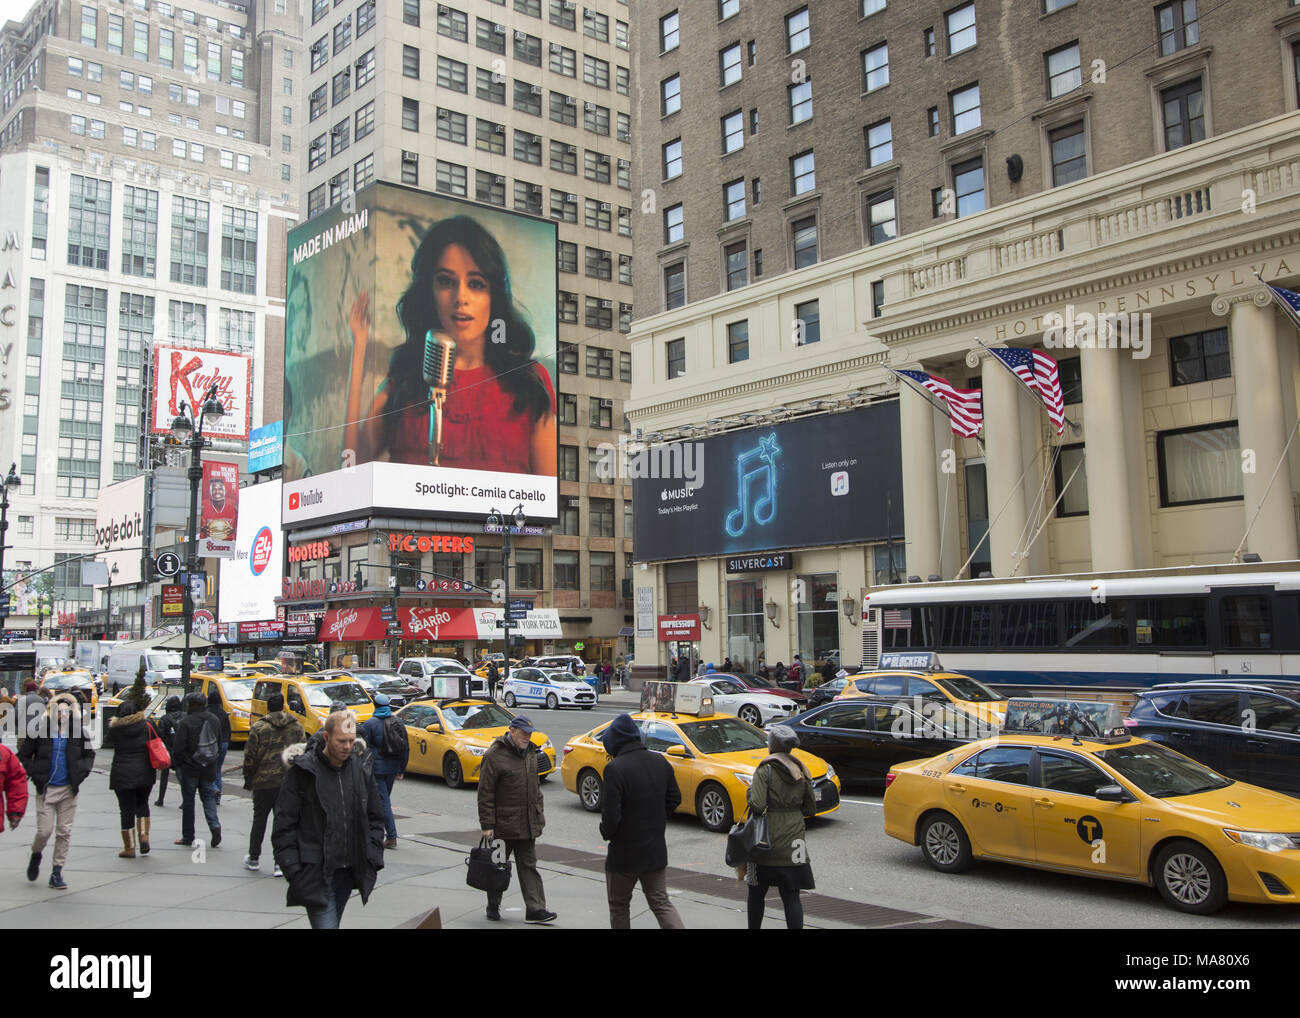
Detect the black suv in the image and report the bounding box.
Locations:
[1126,681,1300,796]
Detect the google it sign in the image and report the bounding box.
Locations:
[250,526,274,575]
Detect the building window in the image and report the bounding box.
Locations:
[478,68,506,104]
[590,551,614,590]
[514,180,543,215]
[354,154,375,192]
[924,26,936,57]
[121,186,158,277]
[477,18,505,54]
[663,139,683,179]
[355,101,375,139]
[332,18,352,54]
[436,161,467,197]
[437,5,467,41]
[516,32,543,66]
[559,445,579,481]
[720,44,742,87]
[516,0,542,17]
[1161,78,1205,150]
[660,10,679,52]
[551,0,575,30]
[586,346,613,379]
[866,190,897,244]
[1051,443,1089,516]
[439,56,470,93]
[661,74,681,116]
[355,48,375,88]
[585,297,612,329]
[662,203,684,245]
[1156,0,1198,57]
[1050,120,1087,185]
[585,246,612,279]
[514,80,543,116]
[1169,327,1229,386]
[552,191,577,223]
[558,241,578,273]
[554,549,579,588]
[551,44,576,76]
[589,397,613,428]
[559,393,578,425]
[724,178,746,220]
[788,80,812,124]
[792,216,817,268]
[790,149,815,195]
[404,45,421,79]
[862,0,886,14]
[666,337,686,378]
[1158,422,1241,507]
[402,98,420,132]
[588,448,612,483]
[477,119,505,155]
[724,241,747,290]
[330,119,351,156]
[950,82,981,134]
[727,319,749,362]
[620,254,633,285]
[872,279,885,317]
[792,299,820,345]
[946,2,976,54]
[220,207,258,295]
[170,197,209,286]
[953,157,985,217]
[584,103,610,136]
[785,7,811,53]
[861,42,888,92]
[665,264,685,311]
[866,118,892,166]
[1046,42,1081,98]
[726,579,765,673]
[1058,356,1083,404]
[558,342,579,372]
[620,351,632,382]
[515,130,542,163]
[67,176,112,271]
[720,0,739,18]
[722,110,744,153]
[583,8,609,41]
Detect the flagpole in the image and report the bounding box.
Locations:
[974,338,1082,437]
[886,365,986,456]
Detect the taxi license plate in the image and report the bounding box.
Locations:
[814,786,825,802]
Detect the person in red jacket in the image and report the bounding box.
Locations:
[0,743,28,834]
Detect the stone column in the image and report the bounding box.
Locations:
[900,382,941,581]
[981,353,1028,577]
[1215,291,1298,560]
[1079,348,1135,570]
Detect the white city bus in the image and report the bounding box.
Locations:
[858,566,1300,690]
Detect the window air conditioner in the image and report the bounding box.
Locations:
[584,100,596,111]
[565,192,576,201]
[564,95,576,105]
[515,30,528,41]
[494,174,505,184]
[600,299,612,309]
[437,108,450,119]
[493,23,506,34]
[599,201,610,211]
[599,398,613,407]
[493,124,505,133]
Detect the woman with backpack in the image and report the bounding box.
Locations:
[104,687,158,858]
[154,696,184,807]
[741,724,817,930]
[357,694,409,850]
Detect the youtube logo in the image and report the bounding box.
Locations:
[289,492,300,510]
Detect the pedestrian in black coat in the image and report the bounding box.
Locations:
[596,713,685,929]
[154,697,183,807]
[272,711,385,929]
[487,661,500,701]
[206,687,232,803]
[105,694,157,858]
[172,692,221,847]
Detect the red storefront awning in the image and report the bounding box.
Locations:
[318,605,485,642]
[318,606,389,642]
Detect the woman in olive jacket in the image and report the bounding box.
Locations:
[105,691,157,858]
[742,724,816,930]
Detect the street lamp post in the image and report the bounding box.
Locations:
[487,504,526,682]
[170,384,225,691]
[0,463,20,640]
[36,595,51,640]
[104,562,119,639]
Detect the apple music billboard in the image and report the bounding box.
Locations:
[282,182,558,525]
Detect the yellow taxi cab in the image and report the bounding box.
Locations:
[232,660,282,676]
[837,653,1007,728]
[190,671,258,744]
[883,697,1300,914]
[248,673,375,735]
[561,684,840,833]
[473,656,520,678]
[38,668,99,715]
[394,698,555,788]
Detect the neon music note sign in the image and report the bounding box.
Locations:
[724,433,781,538]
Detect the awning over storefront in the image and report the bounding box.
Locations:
[316,606,563,641]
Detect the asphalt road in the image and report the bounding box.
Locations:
[377,701,1300,930]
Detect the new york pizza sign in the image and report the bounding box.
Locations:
[151,345,253,440]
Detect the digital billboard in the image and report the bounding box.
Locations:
[282,182,558,524]
[633,402,904,562]
[94,475,147,587]
[218,479,283,625]
[151,345,253,440]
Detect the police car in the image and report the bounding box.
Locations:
[501,667,597,710]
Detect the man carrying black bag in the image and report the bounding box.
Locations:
[476,716,555,924]
[597,714,684,929]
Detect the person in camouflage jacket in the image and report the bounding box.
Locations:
[241,692,305,874]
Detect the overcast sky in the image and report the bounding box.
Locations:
[0,0,35,27]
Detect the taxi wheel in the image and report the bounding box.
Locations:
[1153,841,1228,915]
[578,769,603,812]
[546,693,559,710]
[504,692,517,708]
[443,753,464,790]
[919,812,972,873]
[738,705,763,727]
[696,783,733,833]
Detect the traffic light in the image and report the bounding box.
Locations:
[354,565,363,588]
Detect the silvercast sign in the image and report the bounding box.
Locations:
[725,552,791,573]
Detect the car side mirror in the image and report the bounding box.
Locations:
[665,745,690,759]
[425,723,442,733]
[1095,784,1135,803]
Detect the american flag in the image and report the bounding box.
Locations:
[882,609,912,629]
[987,347,1065,436]
[1264,282,1300,332]
[896,369,984,438]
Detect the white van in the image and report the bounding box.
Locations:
[106,640,183,693]
[396,657,486,697]
[76,639,120,674]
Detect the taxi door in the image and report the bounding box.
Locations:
[400,703,441,776]
[643,720,697,813]
[943,745,1038,860]
[1029,750,1142,878]
[284,681,314,732]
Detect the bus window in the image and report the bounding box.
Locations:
[881,605,933,650]
[1063,599,1129,647]
[1000,601,1059,648]
[1219,595,1271,650]
[938,604,992,648]
[1140,597,1208,648]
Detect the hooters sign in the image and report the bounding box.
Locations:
[151,345,253,440]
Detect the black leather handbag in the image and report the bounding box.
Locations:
[465,836,512,893]
[725,810,770,867]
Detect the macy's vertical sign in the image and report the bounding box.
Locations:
[0,230,21,412]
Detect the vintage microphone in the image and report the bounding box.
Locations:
[423,329,456,465]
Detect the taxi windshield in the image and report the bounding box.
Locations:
[935,676,1002,702]
[304,682,371,707]
[217,679,255,701]
[43,673,93,690]
[680,718,768,754]
[441,703,515,731]
[739,673,780,689]
[1097,743,1234,798]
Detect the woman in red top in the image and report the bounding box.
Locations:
[344,215,557,474]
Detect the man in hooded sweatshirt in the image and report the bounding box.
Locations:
[477,715,555,924]
[242,691,305,874]
[172,691,222,847]
[597,713,684,929]
[357,693,408,850]
[154,695,184,807]
[272,710,385,929]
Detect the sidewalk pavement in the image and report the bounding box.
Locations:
[0,721,865,930]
